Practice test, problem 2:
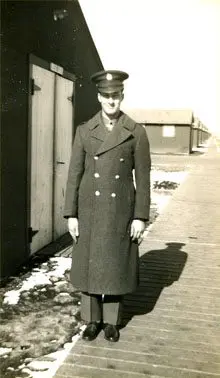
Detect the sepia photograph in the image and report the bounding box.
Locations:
[1,0,220,377]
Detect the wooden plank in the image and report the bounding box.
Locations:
[30,64,55,253]
[54,75,74,239]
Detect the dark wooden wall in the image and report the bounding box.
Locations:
[1,0,103,279]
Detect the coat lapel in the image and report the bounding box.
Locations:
[89,112,106,142]
[93,112,135,156]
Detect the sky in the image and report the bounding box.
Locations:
[79,0,220,135]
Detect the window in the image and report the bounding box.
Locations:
[162,125,175,137]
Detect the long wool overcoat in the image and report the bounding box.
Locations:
[64,111,151,295]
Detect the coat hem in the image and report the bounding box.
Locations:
[70,284,138,296]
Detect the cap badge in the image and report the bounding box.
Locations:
[106,73,113,81]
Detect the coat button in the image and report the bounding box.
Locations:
[95,190,101,196]
[94,173,100,178]
[111,193,116,197]
[94,156,99,160]
[120,158,124,162]
[115,174,120,179]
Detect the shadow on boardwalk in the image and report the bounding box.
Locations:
[121,242,188,327]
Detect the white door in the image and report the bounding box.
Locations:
[30,65,55,253]
[54,76,74,239]
[30,64,74,254]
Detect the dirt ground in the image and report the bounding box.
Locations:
[0,256,83,377]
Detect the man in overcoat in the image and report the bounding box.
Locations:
[64,70,151,342]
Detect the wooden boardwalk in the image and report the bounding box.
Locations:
[54,140,220,378]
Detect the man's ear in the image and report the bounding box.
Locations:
[97,92,102,103]
[121,92,124,101]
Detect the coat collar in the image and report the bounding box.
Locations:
[88,111,136,132]
[88,111,136,156]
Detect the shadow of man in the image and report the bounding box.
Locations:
[121,242,188,327]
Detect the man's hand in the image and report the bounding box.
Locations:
[68,217,79,243]
[130,219,146,244]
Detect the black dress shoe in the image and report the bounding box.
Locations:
[82,322,102,341]
[104,324,120,342]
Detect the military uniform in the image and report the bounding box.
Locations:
[64,70,151,327]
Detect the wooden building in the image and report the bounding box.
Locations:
[200,124,210,144]
[191,117,200,149]
[191,118,211,149]
[125,109,194,155]
[1,0,103,280]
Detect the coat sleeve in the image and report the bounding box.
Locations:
[64,126,85,218]
[133,125,151,220]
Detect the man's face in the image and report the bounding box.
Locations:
[98,91,124,117]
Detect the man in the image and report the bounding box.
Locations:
[64,70,151,342]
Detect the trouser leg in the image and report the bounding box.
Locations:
[102,295,123,325]
[80,292,102,323]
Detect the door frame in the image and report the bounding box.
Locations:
[27,54,76,254]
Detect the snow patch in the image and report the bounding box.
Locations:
[24,325,86,378]
[151,192,171,213]
[0,347,12,357]
[3,257,72,305]
[151,170,188,184]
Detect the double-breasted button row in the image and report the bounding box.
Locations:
[93,155,121,198]
[94,172,120,180]
[95,191,117,197]
[94,156,124,162]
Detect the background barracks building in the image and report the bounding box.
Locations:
[126,109,194,155]
[1,0,103,280]
[192,117,210,150]
[126,108,210,155]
